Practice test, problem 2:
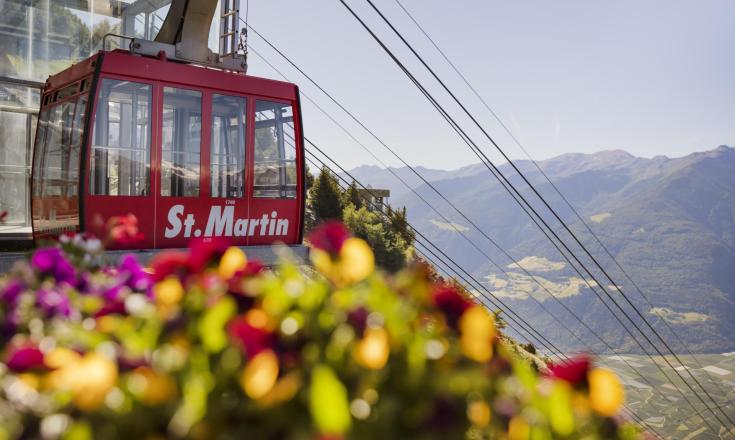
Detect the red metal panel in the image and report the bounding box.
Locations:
[100,50,297,101]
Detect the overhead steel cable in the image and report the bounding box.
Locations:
[301,138,662,438]
[335,0,731,430]
[392,0,726,391]
[246,36,710,430]
[298,145,568,362]
[356,0,735,430]
[358,0,735,428]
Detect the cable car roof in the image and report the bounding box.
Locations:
[44,50,298,102]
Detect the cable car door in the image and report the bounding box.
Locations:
[86,78,156,249]
[249,99,300,246]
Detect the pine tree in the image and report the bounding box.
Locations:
[388,206,414,245]
[308,167,345,227]
[343,205,408,272]
[345,181,363,209]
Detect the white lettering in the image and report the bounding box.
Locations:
[165,205,184,238]
[248,219,259,237]
[276,219,289,236]
[163,206,287,238]
[259,214,269,236]
[205,206,234,237]
[234,219,248,237]
[184,214,195,238]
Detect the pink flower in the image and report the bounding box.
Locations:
[150,251,190,282]
[31,248,76,284]
[6,346,46,372]
[228,318,273,358]
[432,284,473,329]
[187,237,231,273]
[308,221,351,256]
[547,355,591,385]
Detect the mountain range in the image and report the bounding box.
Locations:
[345,145,735,353]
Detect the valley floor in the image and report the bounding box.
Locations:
[601,353,735,439]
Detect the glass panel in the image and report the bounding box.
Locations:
[1,111,32,224]
[254,100,297,199]
[211,94,246,198]
[162,87,201,197]
[90,79,151,196]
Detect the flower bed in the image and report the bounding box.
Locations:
[0,223,638,439]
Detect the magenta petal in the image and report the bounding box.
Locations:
[6,346,46,372]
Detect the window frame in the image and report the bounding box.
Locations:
[252,98,299,200]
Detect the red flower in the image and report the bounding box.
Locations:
[546,354,591,385]
[107,214,144,244]
[228,317,273,358]
[6,346,46,372]
[347,307,369,337]
[150,250,190,282]
[0,211,8,223]
[308,221,351,256]
[432,284,473,329]
[187,237,231,273]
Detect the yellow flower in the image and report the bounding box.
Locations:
[355,327,390,370]
[588,368,624,417]
[508,416,530,440]
[49,352,118,411]
[338,238,375,284]
[311,238,375,286]
[129,367,178,406]
[467,400,491,428]
[219,247,247,280]
[154,276,184,306]
[241,350,280,400]
[459,306,496,362]
[257,371,302,408]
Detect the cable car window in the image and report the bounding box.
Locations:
[254,100,297,198]
[90,79,152,196]
[41,101,74,197]
[211,94,246,198]
[162,87,202,197]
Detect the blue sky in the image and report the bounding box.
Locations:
[246,1,733,169]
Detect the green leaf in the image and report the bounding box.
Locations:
[198,296,236,353]
[309,365,352,435]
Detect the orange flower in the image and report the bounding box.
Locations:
[588,368,624,417]
[355,327,390,370]
[459,306,496,363]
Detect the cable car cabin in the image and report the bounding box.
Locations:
[31,49,305,250]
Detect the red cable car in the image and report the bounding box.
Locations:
[30,1,305,250]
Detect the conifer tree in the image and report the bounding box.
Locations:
[345,182,364,209]
[308,167,345,227]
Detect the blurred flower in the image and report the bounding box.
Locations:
[188,238,230,273]
[346,307,369,337]
[508,415,530,440]
[107,214,144,244]
[459,306,495,363]
[308,221,351,256]
[37,288,72,317]
[547,355,591,386]
[129,367,177,405]
[118,254,153,294]
[312,237,375,286]
[6,346,46,372]
[154,276,184,307]
[69,353,118,411]
[588,368,624,417]
[355,327,390,370]
[150,250,189,282]
[0,280,25,305]
[228,316,274,357]
[0,210,7,223]
[240,349,279,400]
[218,247,247,280]
[432,284,473,329]
[31,248,76,284]
[467,400,491,428]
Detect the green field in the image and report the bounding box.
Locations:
[601,353,735,439]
